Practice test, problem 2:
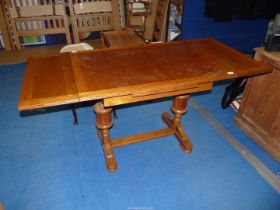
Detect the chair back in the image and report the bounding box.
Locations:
[5,0,71,49]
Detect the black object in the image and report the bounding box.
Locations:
[71,104,79,125]
[221,77,247,109]
[264,34,280,51]
[204,0,280,21]
[204,0,235,21]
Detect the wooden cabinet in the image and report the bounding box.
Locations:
[234,48,280,162]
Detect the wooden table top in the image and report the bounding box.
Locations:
[18,38,269,111]
[102,30,146,48]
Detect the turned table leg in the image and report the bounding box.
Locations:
[94,102,117,172]
[162,95,193,153]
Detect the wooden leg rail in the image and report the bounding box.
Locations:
[111,128,174,148]
[94,95,192,172]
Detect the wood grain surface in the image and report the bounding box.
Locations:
[19,54,79,110]
[18,38,269,111]
[102,30,145,48]
[235,48,280,162]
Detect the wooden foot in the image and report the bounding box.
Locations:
[162,95,193,153]
[0,202,5,210]
[94,102,117,172]
[93,96,192,172]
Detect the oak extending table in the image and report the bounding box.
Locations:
[18,38,269,172]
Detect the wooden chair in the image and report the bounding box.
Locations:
[153,0,170,41]
[4,0,71,49]
[0,1,13,50]
[69,0,121,43]
[126,0,151,35]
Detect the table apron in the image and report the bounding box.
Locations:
[103,82,213,107]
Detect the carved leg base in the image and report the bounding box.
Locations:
[94,102,117,172]
[162,95,193,153]
[93,95,192,172]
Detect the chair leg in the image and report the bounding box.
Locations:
[71,104,78,125]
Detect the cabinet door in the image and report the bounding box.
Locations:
[239,68,280,138]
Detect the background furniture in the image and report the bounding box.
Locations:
[69,0,121,43]
[234,48,280,162]
[5,0,71,49]
[101,28,145,48]
[126,0,151,35]
[153,0,169,41]
[143,0,157,40]
[1,0,162,49]
[0,2,13,50]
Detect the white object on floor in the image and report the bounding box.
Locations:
[60,42,94,53]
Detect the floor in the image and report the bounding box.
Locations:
[0,63,279,210]
[192,84,280,174]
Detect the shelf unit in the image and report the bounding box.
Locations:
[126,0,151,35]
[0,1,13,50]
